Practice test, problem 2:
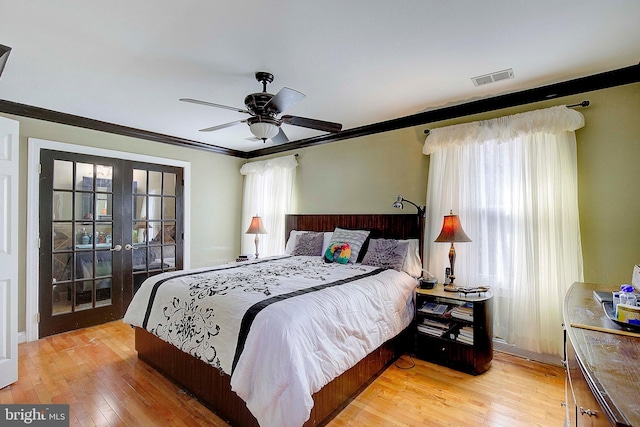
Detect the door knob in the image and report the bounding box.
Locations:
[110,244,122,252]
[124,244,138,251]
[579,407,598,417]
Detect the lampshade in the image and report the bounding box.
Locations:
[245,215,268,235]
[434,211,471,243]
[249,122,280,140]
[435,210,470,286]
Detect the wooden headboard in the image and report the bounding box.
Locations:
[285,214,424,259]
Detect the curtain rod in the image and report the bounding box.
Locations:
[423,100,590,135]
[242,152,299,166]
[567,100,590,108]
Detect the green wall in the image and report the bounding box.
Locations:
[292,127,430,214]
[288,82,640,288]
[575,83,640,286]
[5,81,639,336]
[2,113,245,333]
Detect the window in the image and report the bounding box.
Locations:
[240,155,298,257]
[424,106,585,356]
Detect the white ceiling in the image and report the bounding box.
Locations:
[1,1,639,153]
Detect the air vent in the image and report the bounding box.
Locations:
[471,68,514,87]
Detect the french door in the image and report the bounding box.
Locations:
[39,150,183,337]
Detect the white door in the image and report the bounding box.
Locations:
[0,116,19,389]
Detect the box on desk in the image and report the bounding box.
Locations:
[616,303,640,325]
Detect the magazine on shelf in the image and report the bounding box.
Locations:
[418,302,448,315]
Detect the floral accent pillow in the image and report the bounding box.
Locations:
[291,231,325,256]
[361,239,410,271]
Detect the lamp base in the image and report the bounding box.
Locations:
[448,242,456,285]
[254,234,260,259]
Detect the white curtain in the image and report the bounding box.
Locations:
[240,155,298,257]
[423,106,585,356]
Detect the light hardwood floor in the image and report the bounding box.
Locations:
[0,321,566,426]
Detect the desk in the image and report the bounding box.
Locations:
[564,282,640,426]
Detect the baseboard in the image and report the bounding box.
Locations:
[493,339,563,367]
[18,331,27,344]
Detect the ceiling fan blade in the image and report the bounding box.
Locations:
[264,87,305,114]
[180,98,250,114]
[281,115,342,133]
[199,119,247,132]
[271,128,289,145]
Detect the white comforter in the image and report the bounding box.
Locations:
[123,255,416,427]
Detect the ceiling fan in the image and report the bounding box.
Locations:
[180,71,342,144]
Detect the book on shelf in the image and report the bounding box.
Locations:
[417,324,446,337]
[450,305,474,321]
[418,301,448,315]
[456,325,474,344]
[451,313,473,321]
[458,326,473,337]
[421,318,452,330]
[422,317,452,329]
[456,334,474,345]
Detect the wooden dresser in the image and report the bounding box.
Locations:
[563,282,640,426]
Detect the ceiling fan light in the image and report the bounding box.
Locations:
[249,122,280,139]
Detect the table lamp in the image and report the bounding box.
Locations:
[434,210,471,285]
[246,215,268,259]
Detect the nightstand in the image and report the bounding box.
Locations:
[414,285,493,375]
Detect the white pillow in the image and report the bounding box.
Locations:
[285,230,334,255]
[285,230,306,254]
[399,239,422,277]
[322,232,333,255]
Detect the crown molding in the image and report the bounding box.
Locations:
[0,99,248,158]
[1,62,638,159]
[248,62,640,158]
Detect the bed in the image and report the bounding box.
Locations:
[124,213,424,427]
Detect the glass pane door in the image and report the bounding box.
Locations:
[40,150,124,337]
[131,166,181,294]
[39,151,183,338]
[51,160,116,314]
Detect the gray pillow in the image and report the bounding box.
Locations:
[291,231,325,256]
[328,227,370,263]
[361,239,410,271]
